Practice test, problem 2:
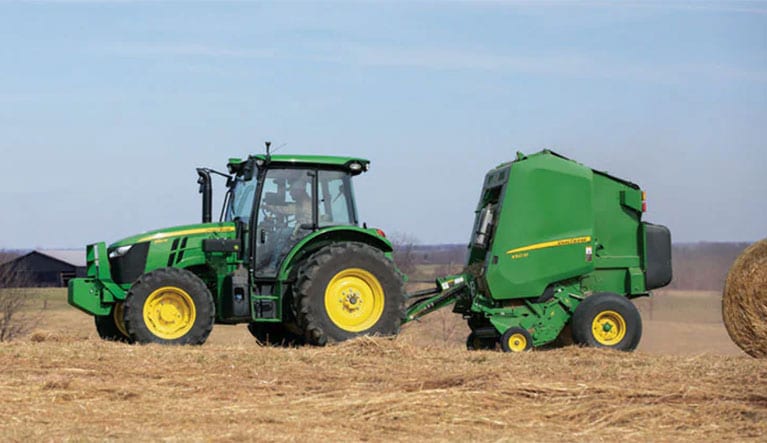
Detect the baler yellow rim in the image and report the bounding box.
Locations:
[506,332,528,352]
[592,310,627,346]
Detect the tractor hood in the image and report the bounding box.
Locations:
[109,222,237,249]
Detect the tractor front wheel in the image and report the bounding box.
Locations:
[94,302,132,343]
[294,242,405,345]
[124,268,215,345]
[571,292,642,351]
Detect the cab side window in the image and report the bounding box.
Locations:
[318,170,354,227]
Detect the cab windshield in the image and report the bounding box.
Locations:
[225,177,257,223]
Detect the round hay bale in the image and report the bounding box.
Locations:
[722,239,767,358]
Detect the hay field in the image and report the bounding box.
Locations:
[0,289,764,441]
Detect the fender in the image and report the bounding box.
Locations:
[277,226,393,280]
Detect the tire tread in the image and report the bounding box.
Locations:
[294,242,405,345]
[123,267,215,345]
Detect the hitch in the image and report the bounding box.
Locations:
[403,274,471,323]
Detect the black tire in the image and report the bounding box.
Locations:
[94,302,132,343]
[294,242,405,345]
[554,324,575,347]
[466,332,497,351]
[500,327,533,353]
[124,267,215,345]
[571,292,642,351]
[247,322,304,347]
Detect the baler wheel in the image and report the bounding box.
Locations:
[466,332,496,351]
[124,267,215,345]
[294,242,405,345]
[94,302,132,343]
[500,327,533,352]
[247,322,304,347]
[571,292,642,351]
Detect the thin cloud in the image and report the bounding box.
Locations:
[467,1,767,15]
[313,43,767,84]
[11,1,222,3]
[93,37,767,86]
[101,41,767,84]
[104,43,276,59]
[11,0,767,15]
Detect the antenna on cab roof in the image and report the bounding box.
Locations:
[265,141,271,157]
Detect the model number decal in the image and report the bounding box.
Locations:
[506,236,592,255]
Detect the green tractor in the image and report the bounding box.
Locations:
[69,145,405,345]
[404,150,672,352]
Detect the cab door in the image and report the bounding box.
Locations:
[253,168,315,278]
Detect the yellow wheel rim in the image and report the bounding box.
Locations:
[324,268,385,332]
[142,286,197,340]
[113,302,129,338]
[592,310,627,346]
[507,333,528,352]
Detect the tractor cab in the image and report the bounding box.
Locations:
[224,154,369,278]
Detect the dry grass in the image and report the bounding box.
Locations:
[723,239,767,358]
[0,288,760,441]
[1,335,765,442]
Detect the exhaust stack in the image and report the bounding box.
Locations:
[196,168,212,223]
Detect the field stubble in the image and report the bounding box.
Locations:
[1,336,765,442]
[0,289,763,441]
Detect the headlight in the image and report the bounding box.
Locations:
[348,162,363,172]
[109,245,133,259]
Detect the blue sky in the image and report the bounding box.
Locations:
[0,0,765,249]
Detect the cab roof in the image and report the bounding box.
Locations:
[252,154,369,168]
[226,154,370,177]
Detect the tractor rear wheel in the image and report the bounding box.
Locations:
[94,302,132,343]
[294,242,405,345]
[124,267,215,345]
[247,322,304,347]
[571,292,642,351]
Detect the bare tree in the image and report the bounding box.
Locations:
[667,242,750,291]
[0,251,38,342]
[389,232,419,276]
